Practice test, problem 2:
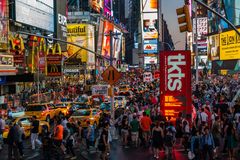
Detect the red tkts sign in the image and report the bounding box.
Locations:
[160,51,191,120]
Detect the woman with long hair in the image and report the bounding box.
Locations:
[152,121,164,159]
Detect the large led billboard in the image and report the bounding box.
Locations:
[15,0,54,32]
[89,0,104,13]
[67,24,88,62]
[102,20,113,58]
[220,29,240,60]
[0,0,7,50]
[87,25,95,65]
[141,0,158,54]
[97,20,104,55]
[113,27,122,60]
[160,51,192,120]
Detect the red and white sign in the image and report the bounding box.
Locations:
[160,51,191,120]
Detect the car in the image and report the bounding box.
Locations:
[68,102,92,115]
[54,102,72,117]
[114,96,127,108]
[25,103,57,122]
[2,116,50,141]
[69,109,101,128]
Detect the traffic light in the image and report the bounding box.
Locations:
[12,36,25,55]
[176,5,192,32]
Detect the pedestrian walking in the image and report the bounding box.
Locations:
[30,116,42,150]
[152,121,164,159]
[0,114,5,151]
[130,115,139,147]
[201,127,215,160]
[98,122,110,160]
[7,123,20,160]
[140,112,152,147]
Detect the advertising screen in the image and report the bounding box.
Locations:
[208,34,220,60]
[104,0,111,16]
[102,21,113,58]
[144,56,157,64]
[89,0,103,13]
[15,0,54,32]
[67,24,88,62]
[122,37,126,60]
[160,51,191,120]
[113,27,122,59]
[87,25,95,65]
[143,13,158,39]
[220,29,240,60]
[142,0,157,12]
[97,20,104,55]
[144,39,158,53]
[0,0,7,50]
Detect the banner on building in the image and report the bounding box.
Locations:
[102,20,114,58]
[89,0,104,13]
[0,0,8,50]
[160,51,191,119]
[47,54,62,76]
[220,29,240,60]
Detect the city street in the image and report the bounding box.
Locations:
[0,0,240,160]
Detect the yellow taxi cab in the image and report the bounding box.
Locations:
[54,102,72,117]
[119,85,130,92]
[69,109,101,128]
[25,103,57,122]
[2,116,50,140]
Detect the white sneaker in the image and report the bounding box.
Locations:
[70,156,77,160]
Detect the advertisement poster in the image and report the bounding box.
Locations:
[220,29,240,60]
[97,20,104,55]
[143,13,158,39]
[102,21,113,58]
[92,85,109,96]
[104,0,111,16]
[87,25,95,65]
[47,54,62,76]
[143,72,153,82]
[113,27,122,59]
[0,0,7,50]
[144,56,157,64]
[160,51,191,120]
[142,0,158,12]
[15,0,54,31]
[144,39,158,53]
[208,34,220,60]
[122,37,126,60]
[89,0,103,13]
[67,24,88,62]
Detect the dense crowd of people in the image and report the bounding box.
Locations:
[0,73,239,160]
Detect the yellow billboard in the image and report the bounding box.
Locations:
[67,24,88,62]
[220,29,240,60]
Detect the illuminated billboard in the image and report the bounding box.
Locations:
[97,20,104,55]
[67,24,88,62]
[113,27,122,59]
[143,13,158,39]
[89,0,104,13]
[144,56,157,64]
[141,0,158,54]
[0,0,7,50]
[220,29,240,60]
[87,25,95,65]
[102,20,114,58]
[208,34,220,60]
[160,51,192,120]
[15,0,54,31]
[104,0,111,16]
[144,39,158,53]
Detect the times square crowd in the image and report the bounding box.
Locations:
[0,72,239,160]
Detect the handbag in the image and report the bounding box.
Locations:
[188,151,195,160]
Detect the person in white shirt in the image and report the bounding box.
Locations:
[199,108,208,125]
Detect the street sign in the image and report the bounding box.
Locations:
[101,65,121,85]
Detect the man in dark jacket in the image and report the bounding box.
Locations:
[7,123,20,160]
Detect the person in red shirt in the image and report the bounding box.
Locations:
[140,112,152,147]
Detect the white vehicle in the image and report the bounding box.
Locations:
[114,96,127,108]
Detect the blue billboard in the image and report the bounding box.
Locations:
[143,39,158,53]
